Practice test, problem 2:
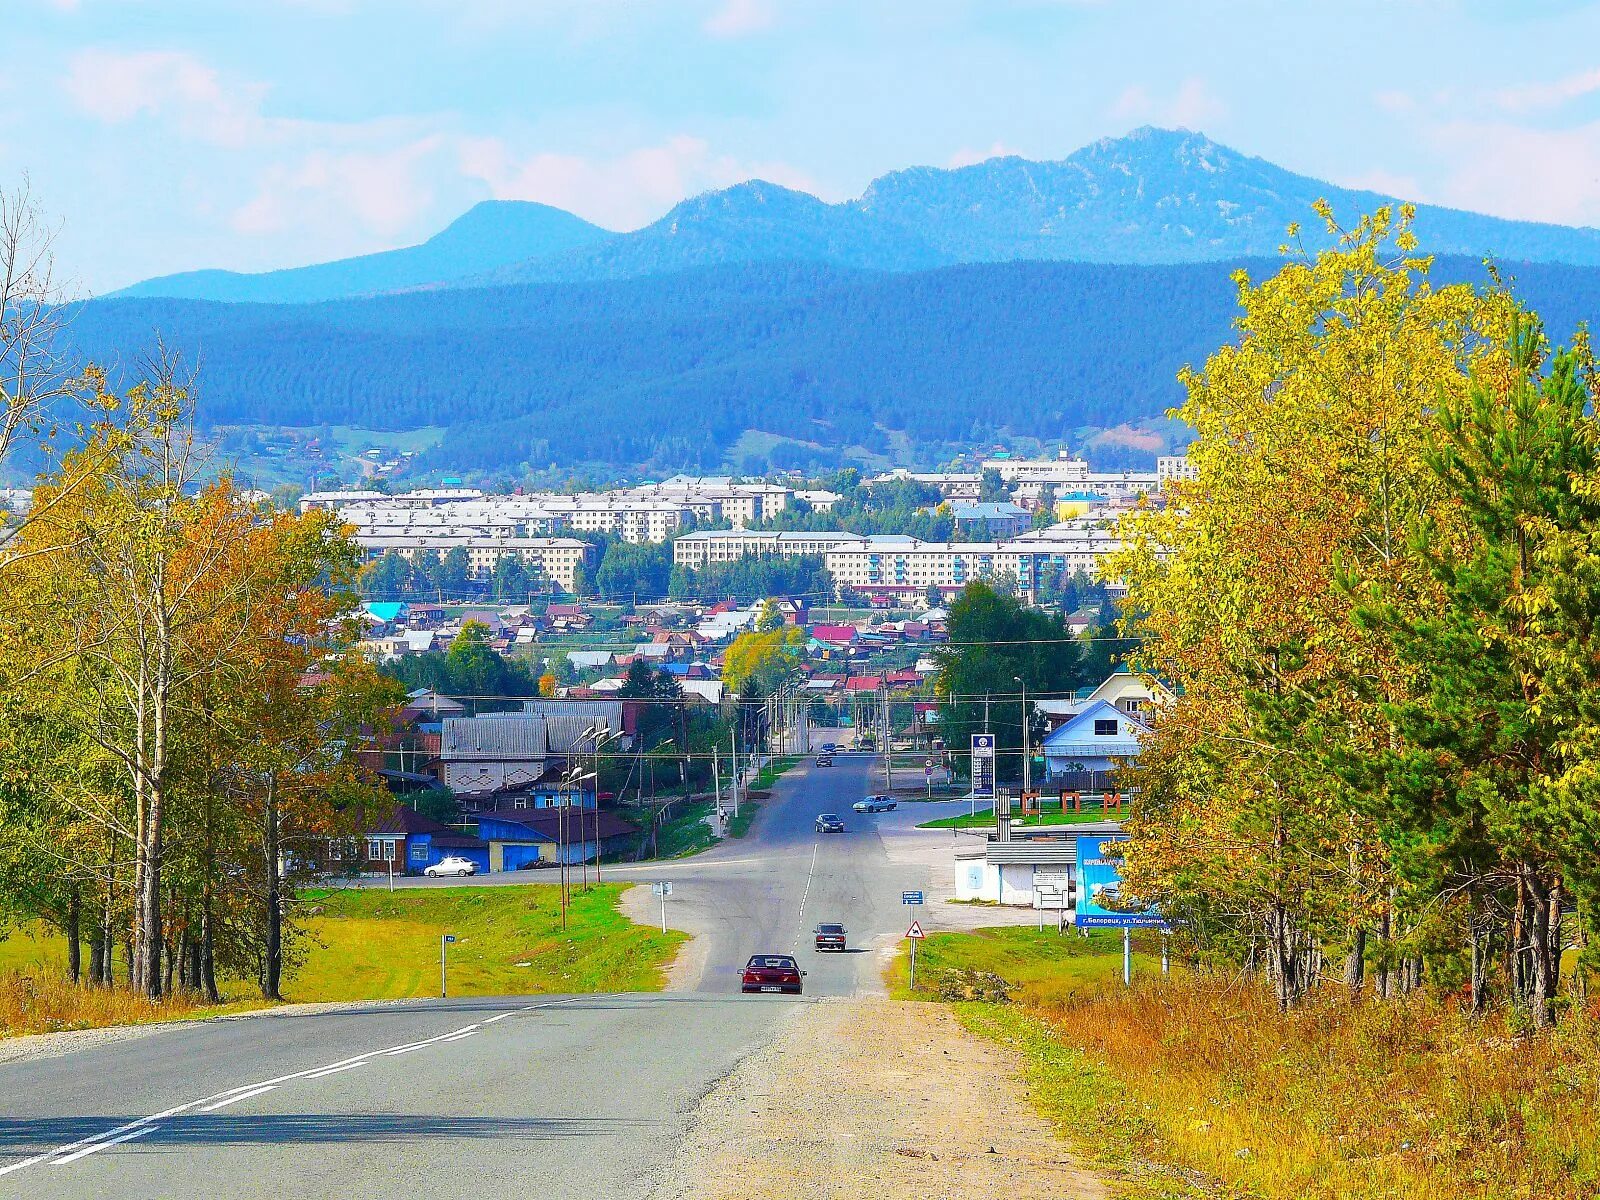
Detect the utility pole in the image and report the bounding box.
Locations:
[1015,675,1031,798]
[730,727,739,819]
[881,685,892,794]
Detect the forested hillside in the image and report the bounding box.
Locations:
[63,255,1600,476]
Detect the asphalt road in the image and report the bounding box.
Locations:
[0,752,931,1197]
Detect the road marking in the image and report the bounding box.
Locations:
[440,1030,477,1042]
[3,996,586,1178]
[201,1084,278,1112]
[792,842,820,947]
[304,1062,366,1079]
[50,1126,156,1165]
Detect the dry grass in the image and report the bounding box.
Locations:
[0,972,260,1039]
[917,928,1600,1200]
[1026,975,1600,1200]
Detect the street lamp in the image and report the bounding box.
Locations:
[590,728,621,884]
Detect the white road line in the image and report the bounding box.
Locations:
[7,997,593,1179]
[200,1085,278,1113]
[303,1062,366,1080]
[792,842,821,947]
[50,1126,156,1165]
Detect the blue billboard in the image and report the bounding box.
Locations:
[1074,835,1166,928]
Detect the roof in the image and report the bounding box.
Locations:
[366,805,470,838]
[441,715,547,761]
[475,810,639,841]
[522,699,631,738]
[809,624,858,643]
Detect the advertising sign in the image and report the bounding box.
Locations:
[970,733,996,800]
[1074,835,1166,928]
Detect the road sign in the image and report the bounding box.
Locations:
[442,934,457,944]
[925,762,934,777]
[901,890,924,905]
[971,733,996,799]
[905,920,925,939]
[652,881,673,897]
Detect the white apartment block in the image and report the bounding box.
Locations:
[356,535,591,591]
[823,534,1119,599]
[1156,455,1198,482]
[870,469,983,499]
[981,456,1092,484]
[673,530,868,569]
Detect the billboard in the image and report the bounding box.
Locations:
[1074,835,1166,928]
[971,733,996,800]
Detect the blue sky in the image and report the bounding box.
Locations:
[13,0,1600,291]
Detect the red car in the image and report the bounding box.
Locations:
[741,953,805,994]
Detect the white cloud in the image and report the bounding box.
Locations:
[1341,169,1427,202]
[456,134,821,229]
[947,140,1020,168]
[1108,76,1226,128]
[704,0,776,37]
[1495,67,1600,114]
[1432,119,1600,226]
[63,49,269,147]
[232,136,445,238]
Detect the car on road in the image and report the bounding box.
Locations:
[814,813,846,833]
[820,742,837,754]
[852,795,897,813]
[423,856,479,878]
[742,953,805,994]
[815,754,832,768]
[813,922,847,951]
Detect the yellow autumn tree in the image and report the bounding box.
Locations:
[1110,204,1523,1006]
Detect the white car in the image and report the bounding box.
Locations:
[852,795,897,813]
[424,856,478,878]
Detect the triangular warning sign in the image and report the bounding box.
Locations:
[906,920,925,939]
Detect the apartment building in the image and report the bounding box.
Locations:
[673,530,867,569]
[823,533,1122,600]
[1156,455,1198,482]
[355,534,591,591]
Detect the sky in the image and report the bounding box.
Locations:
[13,0,1600,291]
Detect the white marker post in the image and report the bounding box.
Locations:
[906,917,925,990]
[652,881,672,933]
[441,933,457,998]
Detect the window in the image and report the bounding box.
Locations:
[1093,719,1119,737]
[367,838,394,860]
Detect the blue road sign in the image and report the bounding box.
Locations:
[901,890,924,905]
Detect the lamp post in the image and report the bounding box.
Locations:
[591,728,620,883]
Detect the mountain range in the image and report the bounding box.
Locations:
[68,127,1600,483]
[113,127,1600,305]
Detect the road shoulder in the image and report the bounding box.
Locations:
[649,995,1108,1199]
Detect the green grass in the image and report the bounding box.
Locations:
[887,924,1155,1004]
[289,883,681,1000]
[917,807,1123,830]
[0,882,685,1030]
[649,798,719,858]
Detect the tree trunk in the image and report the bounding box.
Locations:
[1343,926,1366,1000]
[262,775,283,1001]
[201,889,220,1003]
[1522,865,1558,1029]
[88,924,106,988]
[1469,897,1492,1015]
[65,890,81,984]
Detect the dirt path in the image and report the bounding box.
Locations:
[650,996,1107,1199]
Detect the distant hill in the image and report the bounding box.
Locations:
[64,254,1600,478]
[111,201,616,304]
[117,128,1600,303]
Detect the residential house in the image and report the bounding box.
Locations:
[475,809,639,870]
[1040,700,1150,777]
[358,805,489,876]
[438,715,548,795]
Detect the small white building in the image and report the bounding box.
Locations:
[952,823,1124,907]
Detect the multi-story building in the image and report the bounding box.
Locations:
[355,534,591,591]
[672,530,867,569]
[1156,455,1198,483]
